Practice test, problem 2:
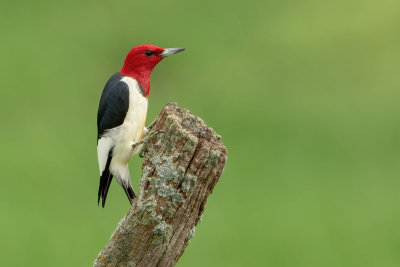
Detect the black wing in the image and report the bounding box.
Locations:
[97,72,130,140]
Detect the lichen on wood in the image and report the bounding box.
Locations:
[93,103,227,267]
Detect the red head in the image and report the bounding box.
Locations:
[120,44,185,98]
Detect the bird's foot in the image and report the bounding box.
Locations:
[132,130,164,151]
[143,120,157,136]
[139,149,145,158]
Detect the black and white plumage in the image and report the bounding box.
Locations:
[97,72,148,207]
[96,44,185,207]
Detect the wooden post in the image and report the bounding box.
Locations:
[94,103,227,267]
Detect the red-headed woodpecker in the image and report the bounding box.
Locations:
[97,44,185,207]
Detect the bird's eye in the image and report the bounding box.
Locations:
[145,50,154,57]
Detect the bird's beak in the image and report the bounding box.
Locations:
[160,48,185,58]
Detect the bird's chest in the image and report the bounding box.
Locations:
[121,77,148,142]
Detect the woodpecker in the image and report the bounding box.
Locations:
[97,44,185,207]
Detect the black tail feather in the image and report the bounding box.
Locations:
[98,152,113,208]
[123,185,136,205]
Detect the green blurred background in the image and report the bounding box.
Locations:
[1,0,400,266]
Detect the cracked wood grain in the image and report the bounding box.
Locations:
[93,103,227,267]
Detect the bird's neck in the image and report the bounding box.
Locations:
[120,69,150,98]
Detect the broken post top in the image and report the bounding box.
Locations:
[152,102,223,144]
[94,103,227,267]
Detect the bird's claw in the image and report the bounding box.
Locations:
[147,120,157,132]
[132,130,165,151]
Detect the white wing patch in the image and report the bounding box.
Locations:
[97,136,113,175]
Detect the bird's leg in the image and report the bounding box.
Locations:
[143,119,157,136]
[134,119,162,157]
[135,119,159,157]
[132,129,164,155]
[135,144,145,157]
[131,136,149,151]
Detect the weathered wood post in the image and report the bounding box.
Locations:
[94,103,227,267]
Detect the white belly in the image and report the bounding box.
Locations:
[110,77,148,165]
